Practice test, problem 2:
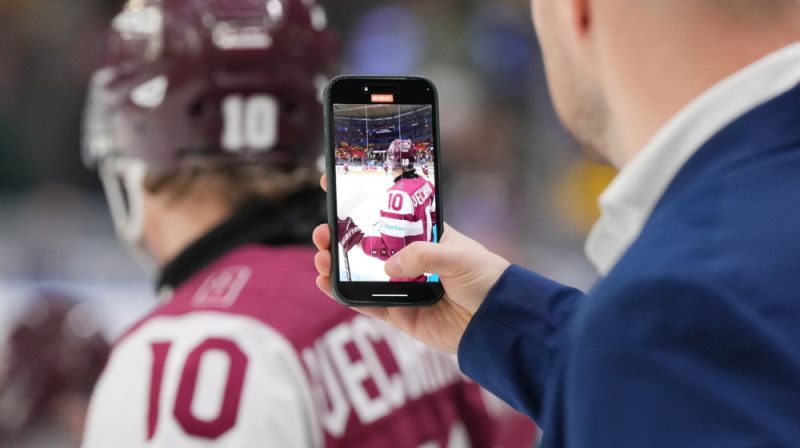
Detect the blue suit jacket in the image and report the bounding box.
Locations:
[459,83,800,447]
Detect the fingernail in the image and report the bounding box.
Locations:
[385,254,403,277]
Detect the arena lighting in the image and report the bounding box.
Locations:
[371,94,394,103]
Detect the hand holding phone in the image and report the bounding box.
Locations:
[324,76,444,306]
[312,219,512,353]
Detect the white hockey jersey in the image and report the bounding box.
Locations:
[82,244,536,447]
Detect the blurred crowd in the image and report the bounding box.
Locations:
[0,0,611,445]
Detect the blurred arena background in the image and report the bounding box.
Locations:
[0,0,612,444]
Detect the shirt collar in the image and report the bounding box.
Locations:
[585,42,800,276]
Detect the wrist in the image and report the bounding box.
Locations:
[470,256,513,314]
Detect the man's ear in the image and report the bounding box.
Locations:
[569,0,592,36]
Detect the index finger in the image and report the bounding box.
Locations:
[320,173,327,193]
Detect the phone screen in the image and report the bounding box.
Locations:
[325,76,444,306]
[333,103,440,283]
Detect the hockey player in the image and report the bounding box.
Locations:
[0,292,109,447]
[338,139,436,282]
[422,164,430,178]
[343,162,350,174]
[80,1,535,447]
[383,160,390,175]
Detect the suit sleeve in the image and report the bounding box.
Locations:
[458,264,585,420]
[562,275,800,447]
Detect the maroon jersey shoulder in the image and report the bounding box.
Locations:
[391,178,434,206]
[172,245,354,338]
[116,245,355,347]
[390,177,429,193]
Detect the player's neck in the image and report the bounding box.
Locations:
[143,195,232,267]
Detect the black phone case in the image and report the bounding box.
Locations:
[324,76,445,307]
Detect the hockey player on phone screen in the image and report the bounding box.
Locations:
[80,0,536,447]
[338,139,437,282]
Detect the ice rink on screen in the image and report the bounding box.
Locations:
[336,167,435,281]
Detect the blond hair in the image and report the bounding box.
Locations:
[145,163,320,209]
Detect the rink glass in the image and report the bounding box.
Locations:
[324,76,444,307]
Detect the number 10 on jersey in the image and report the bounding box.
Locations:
[148,338,248,440]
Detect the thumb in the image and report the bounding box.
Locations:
[385,241,456,279]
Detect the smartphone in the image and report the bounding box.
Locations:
[324,76,444,307]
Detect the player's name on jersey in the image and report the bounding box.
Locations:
[410,183,433,208]
[301,315,463,437]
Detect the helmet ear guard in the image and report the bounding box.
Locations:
[98,157,158,275]
[99,157,147,244]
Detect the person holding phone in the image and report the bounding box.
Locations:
[314,1,800,447]
[80,1,536,447]
[338,139,437,282]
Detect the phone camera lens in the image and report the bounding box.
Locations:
[363,86,369,92]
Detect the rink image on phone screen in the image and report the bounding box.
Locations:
[334,104,439,282]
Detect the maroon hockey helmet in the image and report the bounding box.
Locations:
[386,139,417,172]
[82,0,340,175]
[0,293,110,437]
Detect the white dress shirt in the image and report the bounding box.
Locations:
[585,42,800,276]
